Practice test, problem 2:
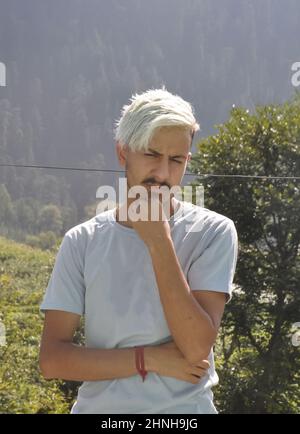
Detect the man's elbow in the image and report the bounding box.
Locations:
[39,351,57,380]
[186,346,212,365]
[186,331,217,364]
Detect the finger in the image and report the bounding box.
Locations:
[195,363,210,372]
[191,367,207,378]
[197,360,210,369]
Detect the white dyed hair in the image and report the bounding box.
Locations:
[113,86,200,151]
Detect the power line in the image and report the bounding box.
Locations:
[0,162,299,180]
[0,163,124,174]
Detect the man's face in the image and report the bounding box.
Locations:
[117,126,192,198]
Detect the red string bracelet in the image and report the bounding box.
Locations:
[134,346,148,382]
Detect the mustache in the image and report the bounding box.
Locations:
[143,179,171,189]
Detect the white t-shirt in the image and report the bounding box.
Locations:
[40,200,238,414]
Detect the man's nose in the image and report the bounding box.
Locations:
[152,158,170,183]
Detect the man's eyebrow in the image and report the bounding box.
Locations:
[147,147,187,158]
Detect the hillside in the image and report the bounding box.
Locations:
[0,235,81,413]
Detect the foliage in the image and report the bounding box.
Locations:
[0,236,82,414]
[24,231,58,251]
[189,95,300,413]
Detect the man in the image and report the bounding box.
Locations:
[39,87,238,414]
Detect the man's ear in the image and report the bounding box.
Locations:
[187,152,192,162]
[116,142,129,167]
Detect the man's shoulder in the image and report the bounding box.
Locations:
[64,208,115,242]
[177,202,237,251]
[180,201,235,229]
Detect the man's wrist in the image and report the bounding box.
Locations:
[143,346,159,374]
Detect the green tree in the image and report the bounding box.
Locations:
[37,204,63,234]
[189,95,300,414]
[12,197,39,234]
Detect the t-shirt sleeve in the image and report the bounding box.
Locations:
[187,218,238,303]
[40,231,86,315]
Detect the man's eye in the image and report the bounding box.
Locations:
[144,154,182,164]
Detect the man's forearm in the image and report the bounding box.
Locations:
[147,236,216,363]
[40,343,157,381]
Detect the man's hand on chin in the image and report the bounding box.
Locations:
[129,195,172,247]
